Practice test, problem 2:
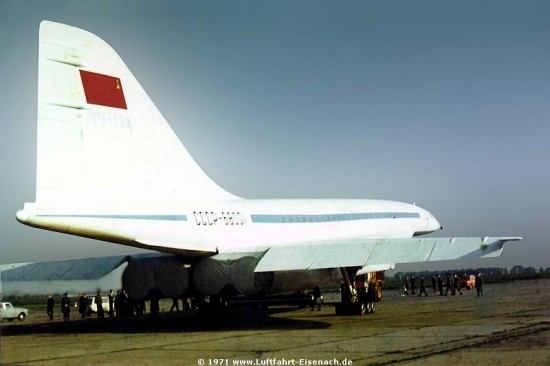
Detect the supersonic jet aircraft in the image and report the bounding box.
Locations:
[16,21,520,311]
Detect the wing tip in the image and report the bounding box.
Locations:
[484,236,523,243]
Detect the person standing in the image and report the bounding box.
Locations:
[437,275,443,296]
[475,273,484,297]
[46,295,54,321]
[108,290,115,318]
[95,291,104,319]
[78,294,88,318]
[61,293,71,321]
[444,273,453,296]
[431,275,437,294]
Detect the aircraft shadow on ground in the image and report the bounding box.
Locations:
[1,308,330,336]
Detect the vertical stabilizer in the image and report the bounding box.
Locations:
[34,21,237,209]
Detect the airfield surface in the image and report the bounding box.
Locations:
[1,279,549,365]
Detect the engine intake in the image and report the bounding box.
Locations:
[193,256,274,296]
[122,255,189,299]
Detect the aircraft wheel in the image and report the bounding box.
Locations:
[366,301,374,314]
[375,281,383,301]
[357,302,366,316]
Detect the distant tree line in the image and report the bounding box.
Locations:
[386,265,550,289]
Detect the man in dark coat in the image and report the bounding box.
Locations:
[418,276,428,297]
[95,291,104,319]
[437,275,444,296]
[444,273,453,296]
[453,274,463,295]
[475,273,484,297]
[46,295,54,321]
[61,293,71,321]
[79,294,88,318]
[109,290,115,318]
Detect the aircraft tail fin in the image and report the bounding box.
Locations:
[33,21,237,210]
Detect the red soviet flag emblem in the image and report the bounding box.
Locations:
[80,70,127,109]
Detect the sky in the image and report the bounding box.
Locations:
[1,0,549,272]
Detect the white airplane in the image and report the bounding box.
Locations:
[16,21,520,313]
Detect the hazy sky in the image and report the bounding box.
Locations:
[1,0,549,271]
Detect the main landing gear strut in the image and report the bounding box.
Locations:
[335,267,376,316]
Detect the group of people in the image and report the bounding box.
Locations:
[402,273,484,297]
[46,293,75,321]
[402,275,430,297]
[46,288,151,321]
[46,293,73,321]
[169,297,197,313]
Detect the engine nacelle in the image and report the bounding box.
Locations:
[122,255,189,299]
[192,256,274,296]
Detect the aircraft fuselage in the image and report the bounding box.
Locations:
[17,199,441,256]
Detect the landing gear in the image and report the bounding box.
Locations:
[335,267,377,316]
[366,300,375,314]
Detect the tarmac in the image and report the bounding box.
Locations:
[1,278,549,366]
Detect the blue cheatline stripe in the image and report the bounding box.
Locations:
[250,212,420,224]
[37,214,187,221]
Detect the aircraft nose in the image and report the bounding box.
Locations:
[428,212,442,232]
